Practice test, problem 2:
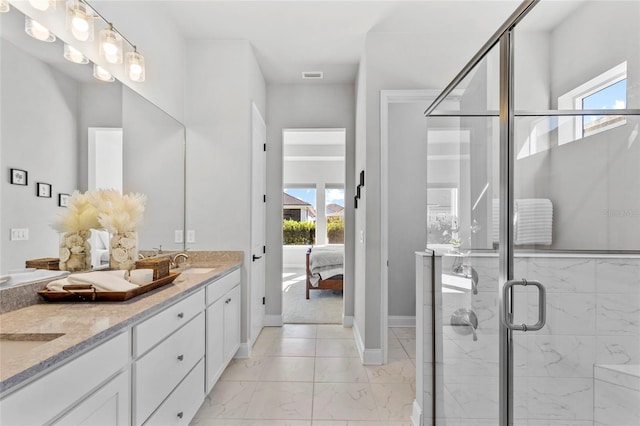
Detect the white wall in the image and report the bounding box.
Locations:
[1,39,79,273]
[185,39,266,344]
[356,31,496,352]
[266,83,356,322]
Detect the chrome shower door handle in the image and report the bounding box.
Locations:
[502,279,546,332]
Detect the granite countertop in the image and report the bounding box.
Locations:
[0,251,242,396]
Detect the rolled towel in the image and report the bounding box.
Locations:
[68,271,138,292]
[129,269,154,286]
[46,278,72,292]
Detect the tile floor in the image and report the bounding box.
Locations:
[191,325,416,426]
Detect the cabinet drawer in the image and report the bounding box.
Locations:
[143,359,205,426]
[1,331,129,426]
[206,269,241,306]
[134,289,204,357]
[134,313,205,426]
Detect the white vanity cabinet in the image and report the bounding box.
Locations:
[205,269,241,393]
[133,290,205,426]
[0,331,130,426]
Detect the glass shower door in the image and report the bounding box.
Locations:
[510,2,640,425]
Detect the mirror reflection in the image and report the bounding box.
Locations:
[0,6,185,277]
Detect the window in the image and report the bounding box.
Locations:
[558,61,627,145]
[581,78,627,137]
[325,187,344,244]
[283,188,316,245]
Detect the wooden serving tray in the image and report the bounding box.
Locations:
[38,272,181,302]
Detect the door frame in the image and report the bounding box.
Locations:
[250,102,266,347]
[380,89,462,364]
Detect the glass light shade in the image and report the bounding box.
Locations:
[93,64,114,82]
[66,0,94,41]
[25,17,56,42]
[28,0,56,12]
[99,26,123,64]
[64,43,89,64]
[0,1,10,13]
[126,50,145,82]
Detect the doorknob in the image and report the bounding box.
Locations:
[252,255,262,261]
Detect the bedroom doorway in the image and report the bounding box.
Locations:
[282,129,345,324]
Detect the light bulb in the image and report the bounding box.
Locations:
[25,17,56,42]
[29,0,55,12]
[0,1,10,13]
[67,1,93,41]
[64,43,89,64]
[93,64,114,82]
[100,27,122,64]
[126,50,145,82]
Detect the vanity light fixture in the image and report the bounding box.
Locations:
[0,0,10,13]
[64,43,89,64]
[28,0,56,12]
[25,16,56,42]
[93,63,114,82]
[126,47,145,82]
[99,23,123,64]
[66,0,94,42]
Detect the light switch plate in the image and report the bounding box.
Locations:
[174,230,183,243]
[187,230,195,243]
[10,228,29,241]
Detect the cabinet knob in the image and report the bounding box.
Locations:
[177,354,184,361]
[177,312,184,319]
[177,411,184,419]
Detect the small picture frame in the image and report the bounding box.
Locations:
[10,168,28,186]
[37,182,52,198]
[359,170,365,187]
[58,193,70,207]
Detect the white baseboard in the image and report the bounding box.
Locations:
[411,399,422,426]
[363,348,384,365]
[235,342,250,359]
[353,320,384,365]
[389,316,416,327]
[264,314,283,327]
[353,319,365,361]
[342,315,353,327]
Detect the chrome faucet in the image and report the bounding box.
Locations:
[452,261,479,295]
[451,308,478,341]
[171,252,189,269]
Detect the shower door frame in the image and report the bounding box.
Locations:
[424,1,540,424]
[426,0,640,424]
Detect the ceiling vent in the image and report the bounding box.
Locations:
[302,71,323,80]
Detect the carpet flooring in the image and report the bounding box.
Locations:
[282,268,343,324]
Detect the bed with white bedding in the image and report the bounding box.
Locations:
[305,245,344,299]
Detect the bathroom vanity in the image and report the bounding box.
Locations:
[0,252,242,425]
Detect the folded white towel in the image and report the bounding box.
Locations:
[129,269,154,286]
[68,271,139,292]
[46,278,72,292]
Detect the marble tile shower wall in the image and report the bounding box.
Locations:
[434,255,640,426]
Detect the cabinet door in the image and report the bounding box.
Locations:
[223,285,241,362]
[53,371,129,426]
[205,297,225,393]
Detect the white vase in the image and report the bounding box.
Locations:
[109,231,138,270]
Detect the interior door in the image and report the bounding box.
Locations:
[250,102,266,345]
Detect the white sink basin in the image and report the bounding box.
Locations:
[179,267,215,274]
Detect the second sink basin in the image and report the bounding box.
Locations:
[179,267,215,274]
[0,333,65,360]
